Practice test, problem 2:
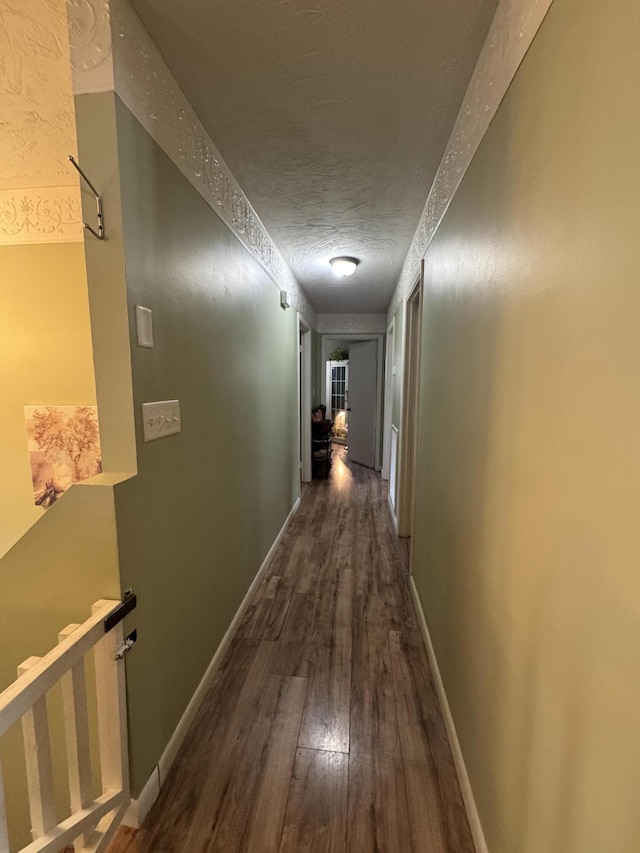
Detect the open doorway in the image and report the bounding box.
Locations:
[326,357,349,443]
[320,334,384,470]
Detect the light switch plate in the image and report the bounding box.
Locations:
[136,305,154,348]
[142,400,181,442]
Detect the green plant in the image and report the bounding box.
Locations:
[329,347,349,361]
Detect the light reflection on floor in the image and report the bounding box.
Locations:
[329,443,352,490]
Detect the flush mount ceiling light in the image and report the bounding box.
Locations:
[330,256,359,278]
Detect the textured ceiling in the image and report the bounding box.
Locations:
[130,0,498,314]
[0,0,77,190]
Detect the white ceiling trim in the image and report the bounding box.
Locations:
[0,187,83,246]
[76,0,316,326]
[388,0,556,322]
[0,0,82,245]
[67,0,115,95]
[316,314,388,335]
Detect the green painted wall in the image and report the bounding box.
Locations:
[411,0,640,850]
[112,99,300,794]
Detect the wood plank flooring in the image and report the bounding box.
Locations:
[107,447,474,853]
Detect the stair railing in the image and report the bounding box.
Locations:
[0,596,136,853]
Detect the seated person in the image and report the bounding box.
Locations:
[311,406,333,470]
[311,405,332,439]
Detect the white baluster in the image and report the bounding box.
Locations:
[59,624,93,851]
[0,760,10,853]
[92,605,129,797]
[18,657,56,840]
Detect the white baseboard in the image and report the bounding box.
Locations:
[388,494,399,534]
[122,496,302,829]
[409,577,488,853]
[123,766,159,829]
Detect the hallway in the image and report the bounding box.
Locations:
[109,448,473,853]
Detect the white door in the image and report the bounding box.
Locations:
[326,360,349,440]
[348,340,377,468]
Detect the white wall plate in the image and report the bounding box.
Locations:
[142,400,181,442]
[136,305,154,347]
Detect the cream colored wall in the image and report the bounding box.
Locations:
[75,92,137,475]
[0,480,122,847]
[0,190,124,851]
[411,0,640,851]
[112,98,300,795]
[0,243,97,556]
[0,93,127,849]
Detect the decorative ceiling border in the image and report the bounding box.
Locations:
[316,314,388,335]
[67,0,114,95]
[387,0,555,321]
[0,187,83,246]
[80,0,315,326]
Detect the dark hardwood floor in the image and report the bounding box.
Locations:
[108,446,474,853]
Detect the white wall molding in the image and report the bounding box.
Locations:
[0,0,81,247]
[0,187,83,245]
[388,0,555,321]
[410,577,488,853]
[317,313,387,335]
[67,0,115,95]
[82,0,315,326]
[123,495,302,828]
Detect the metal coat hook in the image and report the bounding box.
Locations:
[69,155,105,240]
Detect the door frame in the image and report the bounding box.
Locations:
[397,265,424,537]
[320,333,384,470]
[381,316,395,481]
[299,317,312,483]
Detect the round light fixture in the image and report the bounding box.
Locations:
[330,256,359,278]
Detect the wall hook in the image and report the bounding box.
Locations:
[69,155,105,240]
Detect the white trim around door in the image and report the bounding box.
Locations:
[299,317,312,483]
